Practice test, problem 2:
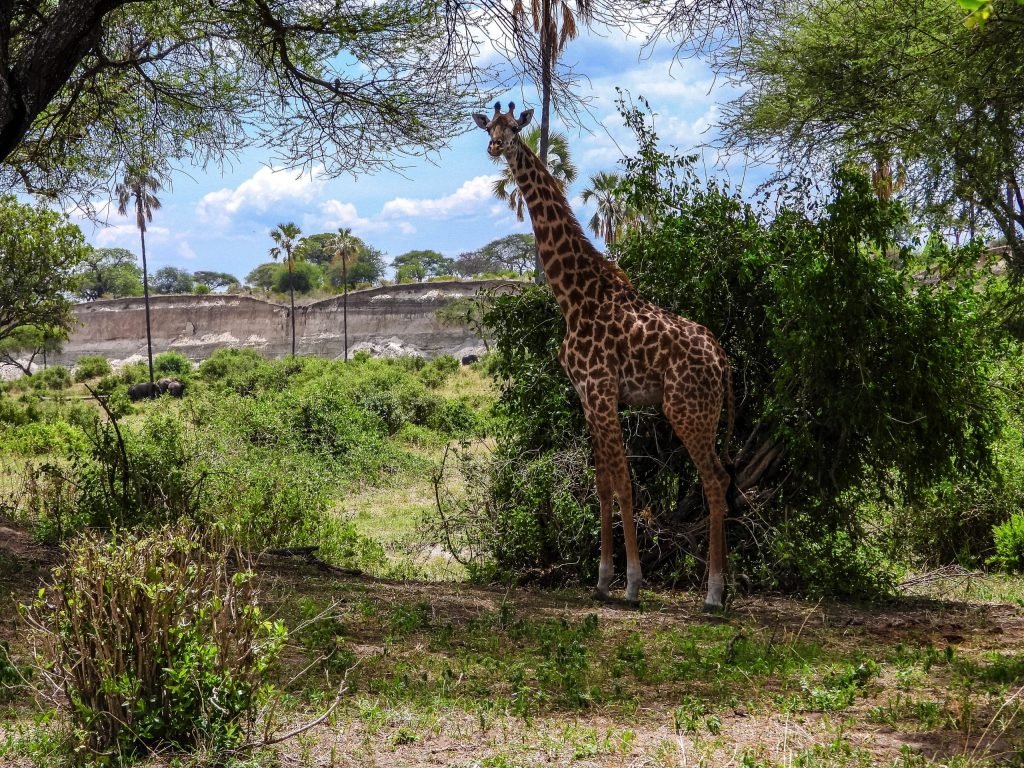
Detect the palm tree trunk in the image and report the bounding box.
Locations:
[535,0,553,286]
[342,253,348,362]
[140,230,155,384]
[288,257,296,356]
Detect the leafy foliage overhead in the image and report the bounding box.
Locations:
[0,0,509,209]
[717,0,1024,274]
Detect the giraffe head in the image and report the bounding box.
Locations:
[472,101,534,158]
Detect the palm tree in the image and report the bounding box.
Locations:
[269,222,303,356]
[493,126,577,222]
[328,227,360,361]
[581,171,631,247]
[116,166,163,385]
[511,0,593,281]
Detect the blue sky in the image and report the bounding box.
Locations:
[71,26,748,283]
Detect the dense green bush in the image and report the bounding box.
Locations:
[28,365,71,391]
[72,355,111,381]
[454,104,1007,596]
[14,349,489,572]
[24,527,286,759]
[154,350,192,377]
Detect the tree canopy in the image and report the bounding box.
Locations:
[0,195,88,348]
[0,0,507,209]
[717,0,1024,273]
[151,266,195,294]
[192,271,240,291]
[393,250,454,283]
[73,248,144,301]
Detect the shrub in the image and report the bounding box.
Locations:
[990,514,1024,573]
[23,526,286,759]
[116,360,150,385]
[154,350,192,377]
[3,420,88,457]
[0,394,38,426]
[29,365,71,390]
[72,355,111,381]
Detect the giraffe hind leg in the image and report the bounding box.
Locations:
[663,386,731,612]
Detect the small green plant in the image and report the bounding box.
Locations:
[23,526,286,760]
[990,513,1024,572]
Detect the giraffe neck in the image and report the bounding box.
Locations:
[505,138,610,311]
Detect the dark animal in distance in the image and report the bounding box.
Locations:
[461,354,479,366]
[157,378,185,397]
[128,382,160,401]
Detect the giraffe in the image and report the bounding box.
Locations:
[474,101,736,611]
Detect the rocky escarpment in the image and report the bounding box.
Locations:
[54,279,519,366]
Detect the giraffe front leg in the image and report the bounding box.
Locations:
[595,490,614,600]
[585,404,641,606]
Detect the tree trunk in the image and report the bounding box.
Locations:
[534,0,553,286]
[342,253,348,362]
[140,229,154,384]
[288,257,296,356]
[0,0,136,164]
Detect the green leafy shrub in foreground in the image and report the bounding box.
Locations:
[23,526,286,760]
[27,365,71,391]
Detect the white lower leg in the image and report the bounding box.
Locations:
[596,560,613,595]
[625,563,642,603]
[704,573,725,610]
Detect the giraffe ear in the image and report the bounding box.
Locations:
[472,113,489,130]
[517,108,534,129]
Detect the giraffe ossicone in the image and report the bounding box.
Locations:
[474,101,737,611]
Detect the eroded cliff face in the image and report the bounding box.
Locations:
[55,280,515,365]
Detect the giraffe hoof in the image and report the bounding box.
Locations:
[591,589,614,603]
[702,600,726,615]
[623,597,641,610]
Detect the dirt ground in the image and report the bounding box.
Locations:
[2,521,1022,767]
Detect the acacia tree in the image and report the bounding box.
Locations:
[0,0,508,211]
[151,266,194,294]
[716,0,1024,273]
[192,271,239,291]
[116,167,163,385]
[269,222,303,356]
[73,248,144,300]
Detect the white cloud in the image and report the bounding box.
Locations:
[93,223,170,248]
[178,240,197,261]
[197,165,324,226]
[381,175,499,219]
[317,199,379,232]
